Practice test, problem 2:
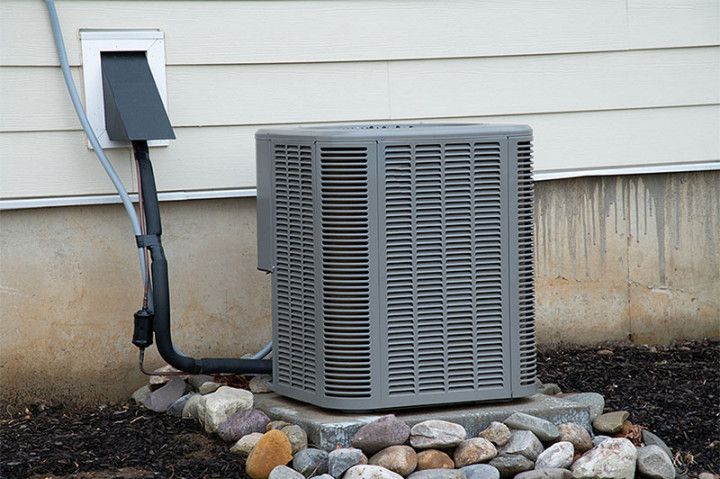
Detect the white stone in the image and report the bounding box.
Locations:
[196,386,253,433]
[198,381,222,395]
[571,438,637,479]
[269,465,304,479]
[181,393,204,419]
[535,441,574,470]
[343,465,404,479]
[230,432,263,456]
[409,420,467,449]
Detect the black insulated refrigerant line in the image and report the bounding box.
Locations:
[132,141,272,375]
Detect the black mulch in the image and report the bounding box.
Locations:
[0,404,250,479]
[1,340,718,478]
[538,338,720,476]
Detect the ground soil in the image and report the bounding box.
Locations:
[1,340,718,478]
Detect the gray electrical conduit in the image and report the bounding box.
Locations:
[44,0,272,361]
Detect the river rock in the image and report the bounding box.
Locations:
[417,449,455,470]
[270,465,304,479]
[250,375,273,393]
[196,386,254,433]
[557,423,592,453]
[198,381,222,395]
[369,445,417,476]
[571,438,637,479]
[489,454,535,478]
[181,393,204,419]
[351,415,411,455]
[642,430,673,461]
[311,475,335,479]
[149,365,185,390]
[408,470,466,479]
[267,420,293,431]
[144,378,186,413]
[293,448,329,476]
[167,393,196,417]
[344,465,404,479]
[245,430,294,479]
[538,383,562,395]
[535,442,573,470]
[593,435,610,447]
[187,374,214,391]
[501,431,544,461]
[478,422,512,447]
[329,447,368,478]
[410,420,466,449]
[592,411,629,434]
[560,392,605,420]
[218,409,271,442]
[230,432,264,456]
[637,445,675,479]
[281,424,308,454]
[503,413,560,442]
[454,438,497,467]
[515,469,572,479]
[461,464,500,479]
[131,385,151,404]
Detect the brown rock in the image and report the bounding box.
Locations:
[245,430,293,479]
[453,438,497,467]
[369,445,418,476]
[416,449,454,470]
[558,423,593,453]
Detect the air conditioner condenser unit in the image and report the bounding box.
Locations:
[256,123,536,410]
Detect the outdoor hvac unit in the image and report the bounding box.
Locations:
[256,123,536,410]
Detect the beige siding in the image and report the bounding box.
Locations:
[1,0,719,202]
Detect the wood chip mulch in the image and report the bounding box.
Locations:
[1,339,717,478]
[538,338,720,476]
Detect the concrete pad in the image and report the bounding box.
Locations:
[254,393,591,451]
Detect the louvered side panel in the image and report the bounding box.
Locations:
[471,143,505,388]
[516,140,536,386]
[319,145,372,398]
[383,141,506,398]
[273,143,316,392]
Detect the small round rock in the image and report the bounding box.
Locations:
[281,424,308,454]
[369,445,418,476]
[410,420,467,449]
[515,469,573,479]
[230,432,263,456]
[408,470,466,479]
[293,448,329,477]
[637,445,675,479]
[461,464,501,479]
[453,437,497,467]
[416,449,455,470]
[489,454,535,478]
[535,442,574,470]
[478,422,512,447]
[351,415,411,455]
[557,423,592,453]
[343,464,404,479]
[269,465,304,479]
[329,447,368,478]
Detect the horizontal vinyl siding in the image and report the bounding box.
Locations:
[3,0,718,66]
[1,0,719,203]
[4,106,718,199]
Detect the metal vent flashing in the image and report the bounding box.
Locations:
[257,123,536,410]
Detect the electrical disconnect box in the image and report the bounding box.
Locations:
[256,124,536,410]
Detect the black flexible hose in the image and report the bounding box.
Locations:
[133,141,272,375]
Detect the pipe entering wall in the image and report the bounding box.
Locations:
[134,141,272,375]
[44,0,272,376]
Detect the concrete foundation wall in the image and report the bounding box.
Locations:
[1,171,718,404]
